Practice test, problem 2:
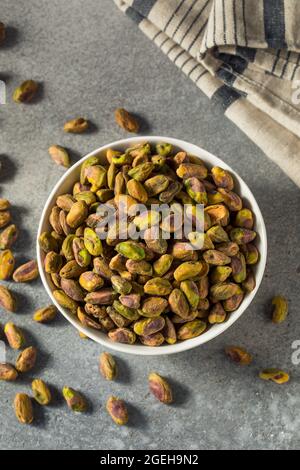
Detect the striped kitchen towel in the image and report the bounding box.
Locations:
[114,0,300,187]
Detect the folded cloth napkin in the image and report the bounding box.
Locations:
[114,0,300,187]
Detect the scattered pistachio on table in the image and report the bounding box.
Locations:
[32,379,52,405]
[14,393,34,425]
[0,285,16,312]
[0,363,18,381]
[148,372,173,404]
[225,346,253,365]
[272,295,288,324]
[33,305,57,323]
[15,346,37,373]
[63,117,89,134]
[106,396,128,425]
[4,322,26,350]
[13,80,38,103]
[99,352,117,381]
[259,369,290,385]
[115,108,139,133]
[49,145,71,168]
[62,386,87,412]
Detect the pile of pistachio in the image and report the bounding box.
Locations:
[38,141,260,347]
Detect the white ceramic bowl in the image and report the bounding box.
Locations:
[37,136,267,356]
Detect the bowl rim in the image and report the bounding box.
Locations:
[37,135,267,356]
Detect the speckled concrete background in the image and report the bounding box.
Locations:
[0,0,299,450]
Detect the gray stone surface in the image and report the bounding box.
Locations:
[0,0,299,451]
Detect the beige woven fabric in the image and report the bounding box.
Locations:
[114,0,300,187]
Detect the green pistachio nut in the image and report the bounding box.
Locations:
[259,369,290,385]
[119,294,141,309]
[4,323,25,350]
[60,278,85,302]
[177,320,207,340]
[111,275,132,295]
[240,243,259,265]
[133,210,160,231]
[53,290,78,313]
[153,254,173,277]
[218,188,242,212]
[112,300,139,321]
[85,165,107,191]
[208,302,227,324]
[184,177,207,204]
[174,261,209,282]
[126,259,153,276]
[144,175,169,197]
[44,251,63,274]
[230,228,257,245]
[141,297,168,318]
[61,235,76,261]
[242,269,256,293]
[56,194,75,212]
[231,253,247,283]
[13,260,39,283]
[93,257,113,279]
[210,283,240,301]
[235,208,254,229]
[127,179,148,203]
[203,250,231,266]
[106,396,128,425]
[0,249,15,280]
[148,372,173,404]
[66,201,89,228]
[79,271,104,292]
[0,224,18,250]
[63,387,87,412]
[116,241,145,261]
[75,191,97,206]
[205,204,229,226]
[60,260,86,279]
[272,295,288,324]
[223,290,244,312]
[211,167,234,190]
[0,285,16,312]
[84,289,117,305]
[128,162,155,182]
[133,316,165,336]
[83,228,103,256]
[140,333,165,346]
[180,281,200,310]
[33,305,57,323]
[99,352,117,381]
[144,278,172,296]
[108,328,137,344]
[225,346,253,365]
[162,317,177,344]
[207,225,229,243]
[176,163,208,180]
[210,266,232,284]
[217,242,239,257]
[168,288,190,319]
[159,181,182,204]
[156,142,173,157]
[32,379,52,405]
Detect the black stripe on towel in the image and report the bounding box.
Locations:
[216,54,248,87]
[211,85,242,111]
[236,46,256,62]
[263,0,287,48]
[126,6,144,24]
[132,0,158,18]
